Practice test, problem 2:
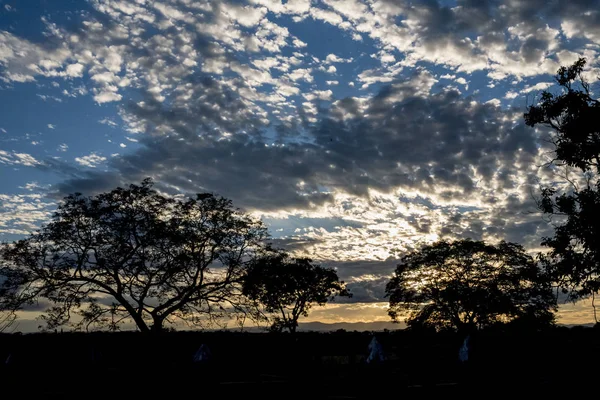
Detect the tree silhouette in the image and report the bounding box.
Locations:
[385,240,556,332]
[525,58,600,311]
[243,251,350,333]
[525,58,600,172]
[0,179,268,333]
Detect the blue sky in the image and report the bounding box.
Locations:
[1,0,600,328]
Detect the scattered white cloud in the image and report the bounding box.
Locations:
[0,150,41,167]
[99,118,118,127]
[485,98,502,107]
[36,94,62,102]
[18,182,48,192]
[325,54,352,63]
[288,68,313,82]
[520,82,554,94]
[74,152,107,168]
[303,89,333,101]
[47,124,56,129]
[65,63,84,78]
[0,193,55,236]
[94,90,122,104]
[293,38,307,48]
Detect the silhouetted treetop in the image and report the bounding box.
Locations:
[525,57,600,172]
[385,239,556,332]
[243,250,350,333]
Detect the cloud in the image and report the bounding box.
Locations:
[18,182,48,192]
[293,38,307,48]
[303,89,333,101]
[74,152,107,168]
[94,90,122,104]
[0,150,41,167]
[47,124,56,129]
[520,81,554,94]
[325,54,352,63]
[65,63,84,78]
[0,193,55,236]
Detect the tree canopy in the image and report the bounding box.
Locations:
[525,58,600,172]
[0,179,268,332]
[243,251,350,333]
[385,240,556,332]
[525,58,600,308]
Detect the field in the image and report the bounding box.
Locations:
[1,326,597,398]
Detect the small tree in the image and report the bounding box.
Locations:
[243,251,350,333]
[0,179,268,333]
[385,240,556,332]
[525,58,600,313]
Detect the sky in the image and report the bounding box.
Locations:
[1,0,600,330]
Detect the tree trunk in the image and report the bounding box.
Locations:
[150,316,164,333]
[133,314,151,333]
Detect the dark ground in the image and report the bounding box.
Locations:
[0,326,597,398]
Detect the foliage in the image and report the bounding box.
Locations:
[385,240,556,332]
[0,179,268,333]
[243,251,350,333]
[0,310,16,333]
[525,58,600,172]
[525,58,600,305]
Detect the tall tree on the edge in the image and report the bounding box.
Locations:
[525,58,600,319]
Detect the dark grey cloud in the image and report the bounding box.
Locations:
[52,77,536,211]
[322,259,398,304]
[327,259,399,281]
[343,277,390,304]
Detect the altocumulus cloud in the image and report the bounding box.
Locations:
[1,0,600,324]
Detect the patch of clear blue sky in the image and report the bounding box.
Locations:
[0,1,135,195]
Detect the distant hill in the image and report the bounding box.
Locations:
[262,320,593,332]
[234,320,405,332]
[298,320,406,332]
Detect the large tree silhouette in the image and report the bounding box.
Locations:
[385,240,556,332]
[525,58,600,311]
[243,251,350,333]
[0,179,268,332]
